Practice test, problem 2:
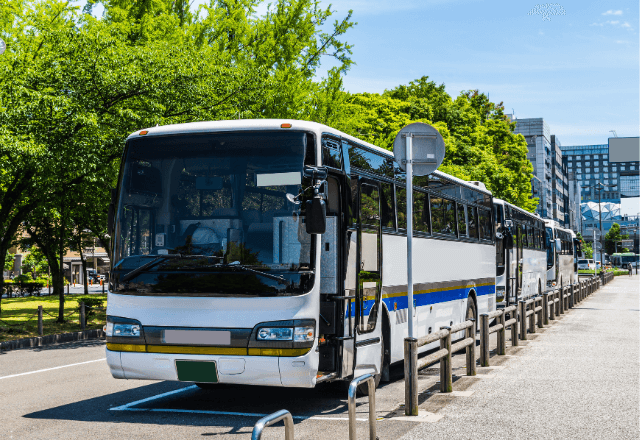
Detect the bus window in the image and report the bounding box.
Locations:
[396,186,406,230]
[457,203,468,238]
[468,206,478,239]
[527,226,534,249]
[380,182,395,230]
[478,209,492,240]
[546,227,554,269]
[413,191,429,233]
[360,183,379,227]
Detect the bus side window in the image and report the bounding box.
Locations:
[478,208,492,240]
[380,181,395,230]
[396,186,407,230]
[468,206,478,239]
[413,190,429,234]
[457,203,468,238]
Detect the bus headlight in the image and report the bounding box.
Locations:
[250,319,316,354]
[105,316,146,346]
[496,286,505,302]
[257,327,294,341]
[294,326,315,342]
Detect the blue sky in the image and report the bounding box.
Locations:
[88,1,638,148]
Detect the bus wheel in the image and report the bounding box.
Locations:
[466,295,477,334]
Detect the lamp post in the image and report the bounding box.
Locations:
[582,182,617,271]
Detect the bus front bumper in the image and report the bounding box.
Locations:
[106,347,318,388]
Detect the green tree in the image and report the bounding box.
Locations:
[21,247,49,279]
[336,78,537,212]
[4,251,14,273]
[605,222,629,255]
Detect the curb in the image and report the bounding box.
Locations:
[0,329,105,352]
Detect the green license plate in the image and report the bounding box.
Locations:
[175,360,218,383]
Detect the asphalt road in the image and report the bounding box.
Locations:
[1,276,637,439]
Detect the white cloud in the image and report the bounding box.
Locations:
[621,22,632,28]
[606,20,620,25]
[590,22,604,26]
[602,10,623,16]
[615,40,630,44]
[591,20,633,30]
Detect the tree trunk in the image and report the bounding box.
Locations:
[58,205,66,323]
[80,244,89,296]
[0,252,4,315]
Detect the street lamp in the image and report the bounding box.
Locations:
[582,182,617,271]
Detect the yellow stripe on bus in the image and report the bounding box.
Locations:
[106,343,310,357]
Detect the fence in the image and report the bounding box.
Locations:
[404,319,475,415]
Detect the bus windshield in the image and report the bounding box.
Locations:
[112,131,316,296]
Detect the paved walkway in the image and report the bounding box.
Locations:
[402,274,640,439]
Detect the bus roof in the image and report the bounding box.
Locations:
[127,119,493,197]
[493,198,541,219]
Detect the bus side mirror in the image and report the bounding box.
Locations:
[306,197,326,234]
[555,238,562,253]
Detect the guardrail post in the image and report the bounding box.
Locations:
[518,301,527,340]
[37,305,43,337]
[348,374,377,440]
[536,298,544,329]
[497,311,505,355]
[480,314,490,367]
[543,293,549,325]
[440,326,452,393]
[102,281,105,294]
[404,338,418,416]
[559,288,564,315]
[66,282,69,294]
[252,409,294,440]
[509,308,518,347]
[466,319,476,376]
[528,301,535,334]
[80,301,86,330]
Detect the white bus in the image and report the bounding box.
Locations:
[493,199,547,306]
[544,220,578,288]
[105,120,496,390]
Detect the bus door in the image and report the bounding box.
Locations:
[516,224,523,298]
[353,178,383,378]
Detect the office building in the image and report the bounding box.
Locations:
[513,118,577,230]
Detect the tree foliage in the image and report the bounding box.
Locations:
[605,223,630,255]
[335,77,537,211]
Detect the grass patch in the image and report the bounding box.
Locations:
[578,269,630,276]
[0,294,106,342]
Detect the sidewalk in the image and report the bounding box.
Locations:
[402,274,640,439]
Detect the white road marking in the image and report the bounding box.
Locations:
[0,358,106,380]
[111,385,368,421]
[110,385,198,410]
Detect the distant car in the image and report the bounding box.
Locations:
[578,259,595,271]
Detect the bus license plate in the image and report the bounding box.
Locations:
[175,360,218,383]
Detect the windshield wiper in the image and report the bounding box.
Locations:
[212,262,291,286]
[122,254,222,282]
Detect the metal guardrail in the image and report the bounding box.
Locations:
[251,409,294,440]
[404,320,475,415]
[348,374,377,440]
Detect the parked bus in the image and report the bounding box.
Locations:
[493,199,546,306]
[610,252,639,269]
[105,120,496,390]
[545,220,578,287]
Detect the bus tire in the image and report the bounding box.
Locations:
[466,294,477,334]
